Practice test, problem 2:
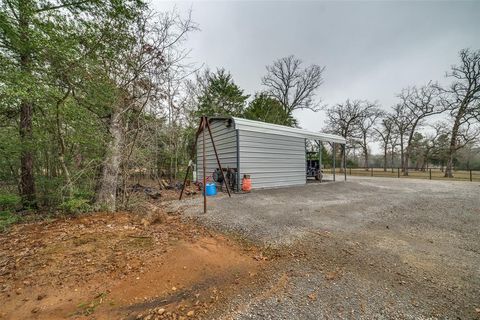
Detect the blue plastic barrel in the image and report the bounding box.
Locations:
[205,183,217,196]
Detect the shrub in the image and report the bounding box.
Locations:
[0,193,20,211]
[0,210,19,232]
[73,190,95,202]
[59,198,92,215]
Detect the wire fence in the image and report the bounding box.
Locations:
[327,167,480,182]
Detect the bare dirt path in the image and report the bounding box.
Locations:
[177,177,480,319]
[0,210,267,320]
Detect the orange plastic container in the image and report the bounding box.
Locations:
[241,175,251,192]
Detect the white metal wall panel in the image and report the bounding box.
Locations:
[196,120,237,183]
[238,130,306,189]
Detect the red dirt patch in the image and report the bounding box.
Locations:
[0,211,265,319]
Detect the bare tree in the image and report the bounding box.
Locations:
[397,83,443,175]
[374,116,394,172]
[325,99,369,171]
[95,9,196,211]
[355,103,382,170]
[421,122,448,171]
[391,104,411,173]
[389,131,400,170]
[325,100,380,171]
[437,49,480,177]
[262,55,325,117]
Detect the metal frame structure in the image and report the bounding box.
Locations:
[180,116,347,209]
[210,116,347,186]
[315,140,347,183]
[317,141,322,183]
[313,141,347,183]
[179,116,231,213]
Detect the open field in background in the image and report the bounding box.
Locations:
[324,167,480,182]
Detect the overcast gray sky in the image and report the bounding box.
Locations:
[153,0,480,134]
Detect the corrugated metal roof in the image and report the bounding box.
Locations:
[220,117,346,144]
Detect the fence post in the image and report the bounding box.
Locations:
[332,143,336,182]
[470,170,472,182]
[371,168,373,177]
[397,167,400,178]
[429,169,432,180]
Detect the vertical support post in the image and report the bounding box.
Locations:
[371,167,373,177]
[429,169,432,180]
[470,169,472,182]
[236,129,240,192]
[397,167,400,178]
[202,117,206,213]
[333,143,336,182]
[318,141,322,183]
[305,139,308,184]
[343,144,347,181]
[205,118,231,197]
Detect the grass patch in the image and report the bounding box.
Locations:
[0,210,20,232]
[333,168,480,182]
[75,292,108,316]
[122,236,154,249]
[0,193,20,211]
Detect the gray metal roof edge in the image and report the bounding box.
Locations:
[207,116,345,144]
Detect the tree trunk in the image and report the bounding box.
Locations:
[445,154,454,178]
[362,136,368,170]
[390,145,395,169]
[18,2,36,208]
[58,154,73,198]
[19,100,36,207]
[383,146,387,172]
[399,134,404,173]
[363,146,369,170]
[444,117,462,178]
[403,147,410,176]
[339,145,345,173]
[363,149,369,170]
[56,95,73,198]
[95,110,124,212]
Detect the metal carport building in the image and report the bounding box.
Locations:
[196,117,346,190]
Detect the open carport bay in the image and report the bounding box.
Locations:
[175,177,480,319]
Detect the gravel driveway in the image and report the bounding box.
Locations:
[175,177,480,319]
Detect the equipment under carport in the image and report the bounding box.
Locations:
[306,152,323,181]
[179,116,346,213]
[193,116,346,190]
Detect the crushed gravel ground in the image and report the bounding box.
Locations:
[171,177,480,319]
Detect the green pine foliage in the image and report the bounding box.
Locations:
[245,93,297,127]
[196,69,250,117]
